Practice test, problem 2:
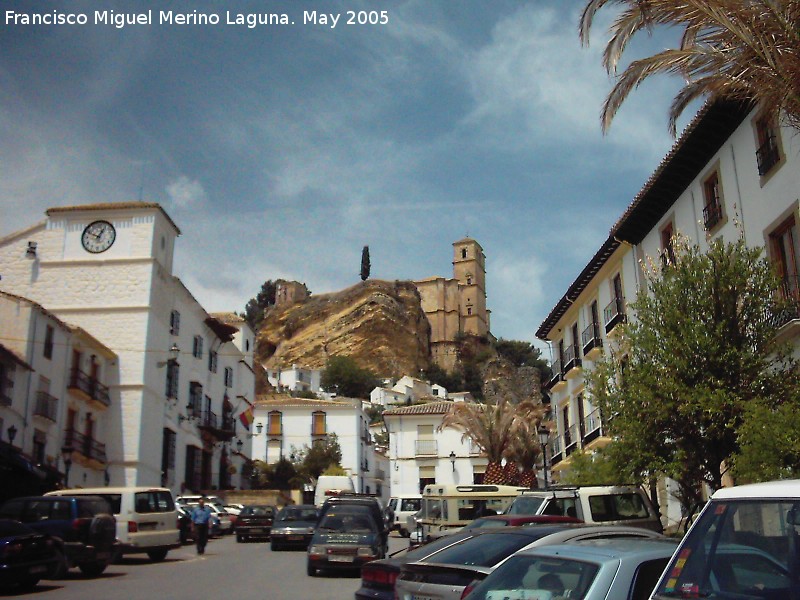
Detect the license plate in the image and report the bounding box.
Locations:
[249,528,263,534]
[411,595,437,600]
[29,565,47,575]
[287,535,302,541]
[328,555,354,563]
[139,523,157,531]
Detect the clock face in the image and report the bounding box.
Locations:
[81,220,116,253]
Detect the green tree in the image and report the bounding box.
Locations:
[360,246,371,281]
[558,447,626,486]
[589,237,799,512]
[423,363,465,393]
[293,433,344,482]
[733,395,800,483]
[320,356,379,399]
[579,1,800,135]
[241,280,277,331]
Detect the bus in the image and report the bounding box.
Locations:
[415,484,527,542]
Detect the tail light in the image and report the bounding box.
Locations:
[72,518,90,532]
[461,579,480,599]
[361,565,399,588]
[128,521,138,533]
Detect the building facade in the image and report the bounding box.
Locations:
[0,202,256,496]
[536,101,800,530]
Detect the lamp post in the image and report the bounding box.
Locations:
[6,425,17,447]
[449,451,456,472]
[537,425,550,489]
[61,445,74,488]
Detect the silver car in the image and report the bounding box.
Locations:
[463,537,679,600]
[394,525,665,600]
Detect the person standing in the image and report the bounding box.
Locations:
[191,497,212,554]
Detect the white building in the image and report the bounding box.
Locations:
[369,375,457,407]
[0,202,256,496]
[251,393,386,500]
[383,401,486,496]
[536,100,800,530]
[265,364,322,396]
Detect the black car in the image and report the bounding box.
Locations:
[0,519,59,590]
[270,505,319,551]
[0,495,116,577]
[307,505,385,576]
[235,505,275,543]
[318,495,390,543]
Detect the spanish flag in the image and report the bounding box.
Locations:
[239,405,254,430]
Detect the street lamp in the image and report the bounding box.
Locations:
[537,425,550,489]
[6,425,17,446]
[449,451,456,472]
[61,444,74,487]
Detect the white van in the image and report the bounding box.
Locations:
[314,475,356,506]
[47,487,181,561]
[388,495,422,537]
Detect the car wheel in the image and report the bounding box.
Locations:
[399,528,410,538]
[78,562,107,577]
[146,549,169,562]
[18,577,40,590]
[236,534,244,543]
[271,540,280,551]
[49,547,68,579]
[306,561,316,577]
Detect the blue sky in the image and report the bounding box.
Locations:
[0,0,691,357]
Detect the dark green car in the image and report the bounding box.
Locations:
[307,506,385,576]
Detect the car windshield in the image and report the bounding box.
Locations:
[467,518,509,529]
[404,532,476,561]
[653,498,800,599]
[277,507,318,522]
[423,532,538,567]
[319,511,377,533]
[467,554,600,600]
[506,496,545,515]
[241,506,273,516]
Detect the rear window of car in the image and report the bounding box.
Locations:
[588,493,649,522]
[77,498,111,517]
[401,498,421,512]
[425,532,538,567]
[241,506,273,516]
[86,494,122,513]
[135,491,175,513]
[277,507,318,521]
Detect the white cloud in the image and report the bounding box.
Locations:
[166,176,207,210]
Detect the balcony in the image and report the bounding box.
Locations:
[68,368,110,409]
[581,323,603,360]
[756,135,780,177]
[582,408,607,448]
[563,345,582,378]
[415,439,438,456]
[64,429,107,467]
[549,435,562,466]
[1,378,13,407]
[563,423,579,456]
[603,297,626,334]
[703,201,723,230]
[546,358,565,392]
[197,410,236,441]
[33,391,58,422]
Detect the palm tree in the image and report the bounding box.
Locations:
[440,399,543,485]
[579,0,800,135]
[505,404,549,488]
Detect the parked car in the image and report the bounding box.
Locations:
[223,504,243,528]
[504,485,663,533]
[387,495,422,537]
[356,530,483,600]
[319,494,391,548]
[270,505,318,551]
[307,505,385,576]
[0,519,60,590]
[425,514,585,543]
[463,537,679,600]
[651,479,800,600]
[235,505,275,543]
[0,495,116,577]
[394,524,666,600]
[46,487,180,562]
[176,506,194,544]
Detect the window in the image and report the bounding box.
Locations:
[169,310,180,335]
[185,446,201,491]
[32,430,46,464]
[769,215,800,307]
[224,367,233,388]
[311,411,326,436]
[43,325,54,360]
[165,361,179,399]
[161,428,176,487]
[208,350,217,373]
[268,411,282,436]
[0,363,11,406]
[755,113,782,176]
[660,221,676,265]
[702,171,724,230]
[461,248,467,259]
[192,336,203,359]
[188,382,202,416]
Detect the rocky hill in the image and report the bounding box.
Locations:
[256,280,431,377]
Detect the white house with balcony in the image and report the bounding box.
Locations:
[370,375,459,407]
[536,100,800,530]
[0,202,256,496]
[251,393,387,501]
[265,364,323,396]
[383,401,487,496]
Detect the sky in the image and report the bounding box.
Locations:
[0,0,693,359]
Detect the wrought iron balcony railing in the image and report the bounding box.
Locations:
[415,439,438,456]
[756,135,780,176]
[68,368,110,407]
[33,391,58,422]
[64,428,107,464]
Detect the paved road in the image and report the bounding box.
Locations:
[7,533,408,600]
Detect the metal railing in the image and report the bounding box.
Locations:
[583,408,603,438]
[415,439,438,456]
[603,297,626,332]
[703,201,723,230]
[563,344,581,372]
[581,322,602,354]
[69,368,110,407]
[756,135,780,176]
[547,358,563,388]
[34,391,58,422]
[769,276,800,328]
[64,429,107,464]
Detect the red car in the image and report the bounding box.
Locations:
[462,514,582,530]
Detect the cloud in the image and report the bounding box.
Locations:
[166,176,207,210]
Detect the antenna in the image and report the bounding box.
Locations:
[137,162,146,201]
